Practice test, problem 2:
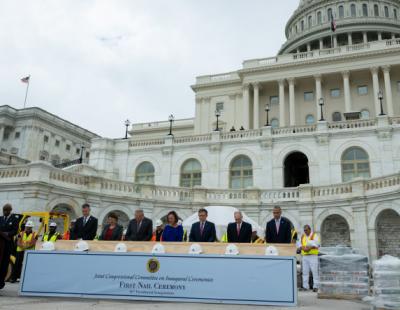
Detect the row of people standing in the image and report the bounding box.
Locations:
[72,204,294,244]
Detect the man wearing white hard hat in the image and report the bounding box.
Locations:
[297,224,320,293]
[10,220,38,283]
[151,220,164,242]
[42,222,61,242]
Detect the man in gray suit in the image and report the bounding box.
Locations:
[125,210,153,241]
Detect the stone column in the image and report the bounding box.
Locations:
[242,83,250,130]
[278,80,286,127]
[203,97,211,133]
[315,75,322,120]
[333,35,338,48]
[253,82,260,129]
[194,97,202,134]
[352,203,370,257]
[307,43,311,52]
[342,71,352,112]
[347,33,353,45]
[371,67,381,116]
[382,66,394,116]
[392,33,396,39]
[0,126,4,147]
[319,39,324,49]
[363,32,368,44]
[378,32,382,41]
[288,78,296,126]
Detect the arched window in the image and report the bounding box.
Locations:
[363,4,368,17]
[308,16,312,28]
[180,159,202,187]
[306,114,315,124]
[361,109,370,119]
[332,112,342,122]
[339,5,344,18]
[135,161,155,184]
[317,11,322,24]
[230,155,253,189]
[394,9,398,19]
[374,4,379,16]
[351,4,357,17]
[341,147,371,182]
[385,6,389,18]
[271,118,279,129]
[328,8,333,21]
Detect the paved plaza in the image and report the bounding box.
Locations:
[0,283,370,310]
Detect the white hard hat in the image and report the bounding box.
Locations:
[307,240,318,248]
[74,240,89,252]
[177,220,183,226]
[155,220,163,227]
[49,222,57,227]
[225,244,239,255]
[25,220,34,228]
[265,246,279,256]
[151,243,165,254]
[189,243,203,255]
[40,241,55,251]
[114,243,127,253]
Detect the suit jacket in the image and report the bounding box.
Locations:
[99,224,123,241]
[265,217,292,244]
[189,221,217,242]
[227,221,252,243]
[125,218,153,241]
[0,214,20,241]
[73,216,98,240]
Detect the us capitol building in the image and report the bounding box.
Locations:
[1,0,400,259]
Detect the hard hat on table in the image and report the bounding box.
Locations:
[114,243,128,253]
[152,243,165,254]
[225,244,239,255]
[189,243,203,255]
[265,246,279,256]
[74,240,89,252]
[40,242,55,251]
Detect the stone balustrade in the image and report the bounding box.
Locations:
[2,163,400,206]
[327,119,377,130]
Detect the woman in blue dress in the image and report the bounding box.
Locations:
[161,211,183,242]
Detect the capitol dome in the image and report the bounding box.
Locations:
[279,0,400,54]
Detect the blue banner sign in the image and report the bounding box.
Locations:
[20,251,297,306]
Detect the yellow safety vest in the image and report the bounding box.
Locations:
[221,232,228,243]
[301,232,319,256]
[42,232,59,242]
[17,232,37,252]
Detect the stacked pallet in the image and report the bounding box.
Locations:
[318,254,369,300]
[369,255,400,309]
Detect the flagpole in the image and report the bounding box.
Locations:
[23,75,30,109]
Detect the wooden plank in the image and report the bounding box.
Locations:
[36,241,296,256]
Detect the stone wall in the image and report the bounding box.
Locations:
[376,209,400,257]
[320,215,351,247]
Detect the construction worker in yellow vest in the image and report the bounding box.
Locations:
[297,224,320,292]
[10,220,38,283]
[42,222,61,242]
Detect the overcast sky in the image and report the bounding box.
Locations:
[0,0,298,138]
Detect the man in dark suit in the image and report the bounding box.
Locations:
[0,204,20,289]
[72,203,98,240]
[189,208,216,242]
[227,210,252,243]
[125,209,153,241]
[265,206,292,243]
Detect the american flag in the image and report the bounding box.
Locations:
[331,13,337,32]
[21,75,30,83]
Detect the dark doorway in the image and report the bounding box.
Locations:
[284,152,310,187]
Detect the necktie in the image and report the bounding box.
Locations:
[138,221,142,231]
[84,217,88,225]
[200,222,204,235]
[237,223,241,236]
[276,220,280,235]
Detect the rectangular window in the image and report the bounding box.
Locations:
[270,96,279,105]
[330,88,341,98]
[216,102,224,112]
[15,132,21,139]
[76,148,81,155]
[55,140,60,147]
[86,152,90,158]
[66,144,71,151]
[304,91,314,101]
[358,85,368,95]
[44,135,49,143]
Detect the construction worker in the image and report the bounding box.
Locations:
[151,220,164,241]
[63,220,75,240]
[42,222,61,242]
[10,220,37,283]
[251,229,265,244]
[297,224,320,292]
